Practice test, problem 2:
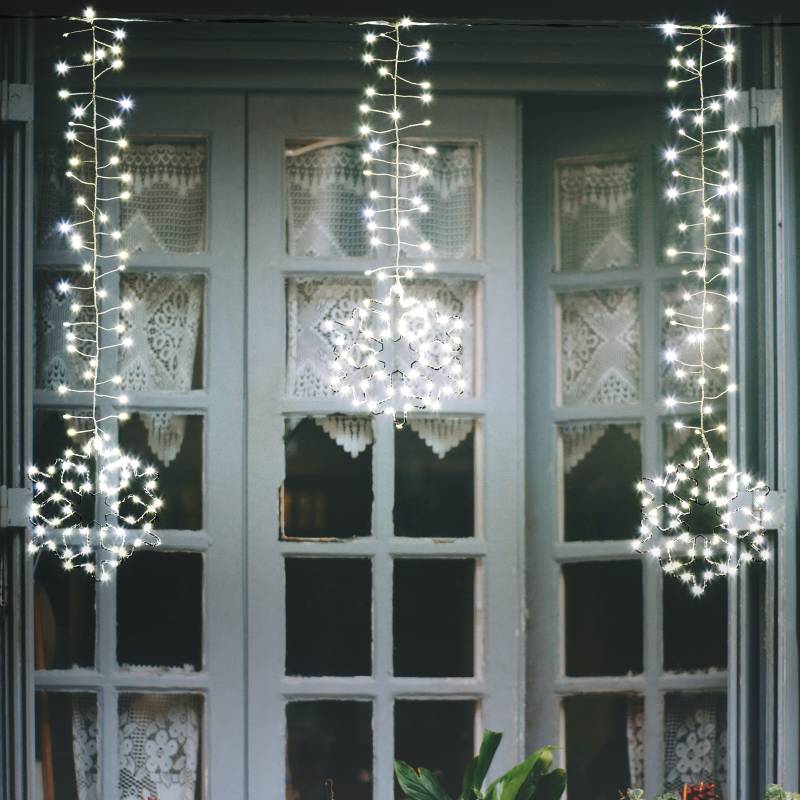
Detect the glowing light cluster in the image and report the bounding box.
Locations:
[28,7,160,582]
[326,18,465,428]
[633,15,772,595]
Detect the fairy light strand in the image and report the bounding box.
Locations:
[325,18,466,428]
[633,14,773,596]
[27,7,161,582]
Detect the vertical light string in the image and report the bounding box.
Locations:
[633,15,772,596]
[326,18,466,428]
[28,7,161,582]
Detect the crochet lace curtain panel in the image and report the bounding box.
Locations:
[557,156,639,272]
[286,276,477,400]
[286,139,477,259]
[626,695,727,793]
[559,288,641,406]
[72,695,200,800]
[561,421,640,474]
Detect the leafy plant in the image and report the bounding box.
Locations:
[765,787,800,800]
[394,730,566,800]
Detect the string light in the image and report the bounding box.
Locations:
[326,19,465,428]
[28,7,160,582]
[633,15,773,595]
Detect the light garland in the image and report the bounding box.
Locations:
[633,14,773,595]
[27,7,161,582]
[325,18,466,428]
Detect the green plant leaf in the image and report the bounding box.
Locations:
[474,731,503,789]
[512,748,556,800]
[460,758,477,800]
[484,751,545,800]
[394,761,452,800]
[530,768,565,800]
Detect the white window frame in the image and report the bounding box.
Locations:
[246,93,525,794]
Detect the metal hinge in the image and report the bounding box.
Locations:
[0,80,33,123]
[728,87,782,130]
[0,486,30,529]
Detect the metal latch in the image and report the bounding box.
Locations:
[727,87,782,130]
[0,81,33,123]
[0,486,30,528]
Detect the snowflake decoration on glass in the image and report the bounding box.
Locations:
[635,15,774,595]
[327,18,465,427]
[28,7,161,581]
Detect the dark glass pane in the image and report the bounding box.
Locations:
[35,692,97,800]
[282,417,372,539]
[119,412,203,530]
[564,695,639,800]
[286,558,371,676]
[561,423,641,541]
[286,701,373,800]
[394,559,474,677]
[394,700,475,799]
[34,409,96,525]
[117,551,203,671]
[34,555,94,669]
[118,694,203,799]
[394,423,474,538]
[564,561,642,676]
[664,577,727,672]
[664,694,727,795]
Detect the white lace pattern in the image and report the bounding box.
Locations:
[560,288,640,405]
[561,422,640,474]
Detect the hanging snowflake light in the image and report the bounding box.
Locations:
[28,7,161,582]
[325,18,466,428]
[633,14,773,595]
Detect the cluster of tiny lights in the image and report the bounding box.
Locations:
[28,7,161,582]
[633,14,773,596]
[324,18,466,428]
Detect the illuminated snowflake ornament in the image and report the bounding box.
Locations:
[634,449,772,594]
[635,15,774,595]
[28,8,161,580]
[327,18,465,427]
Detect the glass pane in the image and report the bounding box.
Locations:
[403,140,478,259]
[120,139,208,254]
[394,559,474,677]
[119,412,203,530]
[35,140,88,249]
[561,422,640,541]
[285,276,372,398]
[34,555,94,669]
[663,418,728,467]
[35,692,98,800]
[286,138,369,258]
[564,694,641,800]
[35,269,93,391]
[394,419,474,538]
[282,417,373,539]
[286,700,373,800]
[661,283,729,403]
[401,278,478,396]
[34,409,96,525]
[120,272,204,391]
[564,561,642,676]
[117,551,203,671]
[118,694,203,800]
[285,558,372,676]
[664,694,727,795]
[664,576,727,672]
[556,155,639,272]
[394,700,475,799]
[559,289,640,405]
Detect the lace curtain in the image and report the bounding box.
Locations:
[561,422,640,474]
[557,156,639,272]
[72,695,200,800]
[35,142,87,248]
[120,141,208,254]
[285,140,477,260]
[560,288,641,405]
[625,695,727,796]
[120,273,204,466]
